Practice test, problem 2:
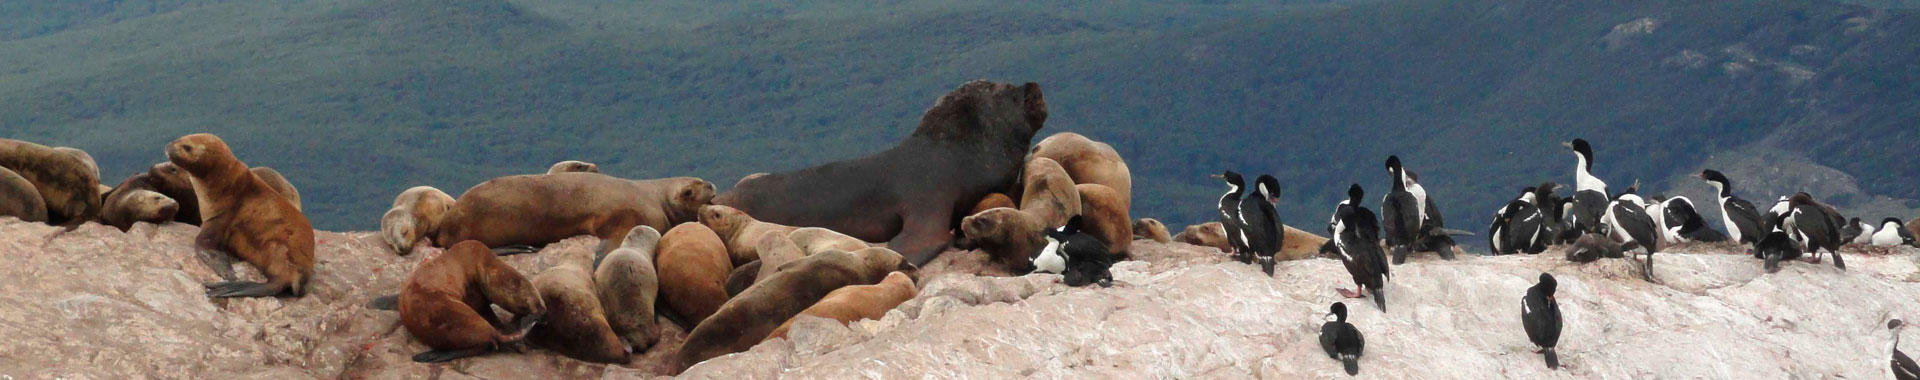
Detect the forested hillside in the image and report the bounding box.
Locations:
[2,0,1914,247]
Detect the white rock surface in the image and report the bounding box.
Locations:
[2,220,1917,379]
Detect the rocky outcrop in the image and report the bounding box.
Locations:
[2,219,1917,378]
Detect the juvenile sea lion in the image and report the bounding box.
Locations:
[787,227,870,256]
[1075,183,1131,257]
[98,174,179,232]
[380,186,457,256]
[0,139,101,225]
[970,193,1016,216]
[434,173,714,255]
[1174,222,1232,252]
[713,81,1048,266]
[594,225,662,351]
[0,167,48,223]
[1029,132,1131,203]
[1133,218,1172,243]
[699,204,800,266]
[548,160,600,174]
[765,271,917,341]
[676,247,916,373]
[654,222,733,325]
[398,241,546,363]
[530,248,632,364]
[1020,157,1080,226]
[167,133,315,298]
[148,162,300,224]
[960,207,1051,271]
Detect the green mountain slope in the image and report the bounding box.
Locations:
[1,0,1914,249]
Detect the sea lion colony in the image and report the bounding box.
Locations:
[2,80,1916,375]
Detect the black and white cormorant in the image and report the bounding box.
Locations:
[1874,218,1917,248]
[1783,192,1846,270]
[1212,171,1250,263]
[1693,169,1764,247]
[1564,139,1611,236]
[1382,157,1463,263]
[1239,175,1285,276]
[1523,273,1563,370]
[1654,196,1725,244]
[1891,319,1920,380]
[1333,184,1389,312]
[1319,302,1366,376]
[1844,217,1872,245]
[1602,192,1660,282]
[1490,187,1548,255]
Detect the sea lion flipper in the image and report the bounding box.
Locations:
[205,281,286,298]
[367,294,400,310]
[888,207,956,266]
[195,247,237,281]
[412,348,489,363]
[492,245,538,256]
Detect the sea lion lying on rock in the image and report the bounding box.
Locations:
[1133,218,1171,243]
[765,271,917,341]
[0,139,101,225]
[1029,132,1131,204]
[699,204,800,266]
[97,174,180,232]
[713,80,1048,266]
[0,167,47,223]
[675,247,916,373]
[594,225,663,351]
[380,186,456,256]
[530,248,631,364]
[433,173,713,255]
[397,240,546,363]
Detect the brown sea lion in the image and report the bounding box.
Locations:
[381,186,457,256]
[248,167,300,211]
[753,233,807,284]
[1278,225,1331,261]
[713,81,1048,266]
[397,240,547,363]
[1019,157,1080,227]
[1030,132,1131,203]
[147,162,300,224]
[1174,222,1232,252]
[959,207,1050,272]
[434,173,713,255]
[1133,218,1172,243]
[52,147,98,180]
[98,174,180,232]
[723,260,761,298]
[698,204,800,266]
[0,167,48,223]
[654,222,733,326]
[594,225,663,351]
[530,248,632,364]
[548,160,600,174]
[1075,183,1131,257]
[787,227,870,256]
[765,271,917,341]
[675,247,916,373]
[0,139,101,225]
[167,133,315,298]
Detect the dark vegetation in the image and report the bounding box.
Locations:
[1,0,1914,250]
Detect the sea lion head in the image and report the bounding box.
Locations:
[622,225,662,252]
[548,160,599,174]
[914,81,1048,145]
[697,205,750,239]
[121,189,179,225]
[663,178,716,225]
[851,247,916,284]
[147,162,192,191]
[165,134,237,177]
[381,207,419,255]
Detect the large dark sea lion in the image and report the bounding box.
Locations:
[713,81,1048,265]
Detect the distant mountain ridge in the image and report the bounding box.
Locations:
[1,0,1914,249]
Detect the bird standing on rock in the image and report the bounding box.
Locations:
[1212,171,1250,263]
[1239,174,1285,275]
[1332,184,1388,312]
[1523,273,1563,369]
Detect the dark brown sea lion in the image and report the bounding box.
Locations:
[398,240,546,363]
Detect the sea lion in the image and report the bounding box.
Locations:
[147,162,300,224]
[529,248,632,364]
[1174,222,1232,252]
[713,81,1048,266]
[434,173,714,255]
[97,174,180,232]
[594,225,663,351]
[397,240,547,363]
[1020,157,1080,226]
[698,204,800,266]
[52,147,98,180]
[96,184,111,198]
[1133,218,1172,243]
[381,186,457,256]
[248,167,300,211]
[0,139,101,225]
[970,193,1016,216]
[787,227,870,256]
[676,247,916,373]
[548,160,600,174]
[754,233,808,283]
[167,133,316,298]
[765,271,917,341]
[723,260,760,298]
[654,222,733,325]
[960,207,1051,271]
[0,167,48,223]
[1029,132,1131,203]
[1075,183,1131,257]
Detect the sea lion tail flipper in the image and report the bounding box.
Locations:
[491,245,539,256]
[413,348,489,363]
[1544,347,1559,369]
[205,281,287,298]
[367,294,400,310]
[194,248,238,281]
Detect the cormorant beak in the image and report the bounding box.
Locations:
[1560,141,1573,149]
[1208,174,1225,179]
[1689,173,1705,180]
